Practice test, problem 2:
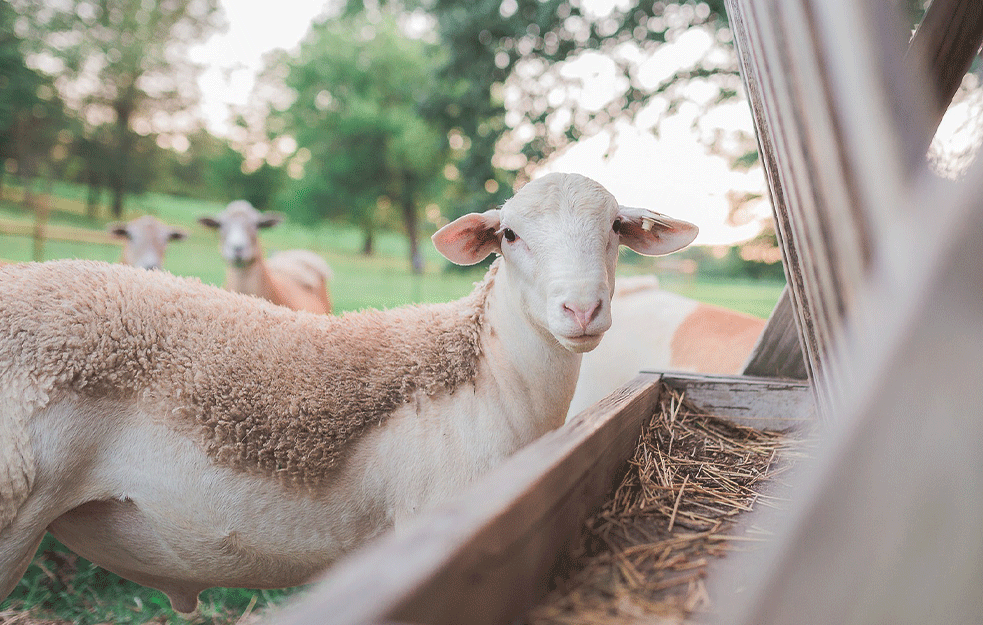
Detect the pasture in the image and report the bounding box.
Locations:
[0,184,784,624]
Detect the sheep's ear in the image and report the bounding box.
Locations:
[257,212,285,229]
[198,216,221,229]
[107,222,130,239]
[616,206,698,256]
[432,209,502,265]
[168,228,189,242]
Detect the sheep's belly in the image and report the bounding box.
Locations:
[35,404,372,592]
[47,496,338,590]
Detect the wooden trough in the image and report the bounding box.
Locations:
[267,0,983,623]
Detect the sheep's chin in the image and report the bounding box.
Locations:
[556,333,604,354]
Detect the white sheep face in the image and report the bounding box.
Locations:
[198,201,284,267]
[108,215,188,271]
[433,172,699,354]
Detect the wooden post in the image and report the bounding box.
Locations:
[32,195,49,262]
[904,0,983,159]
[724,150,983,625]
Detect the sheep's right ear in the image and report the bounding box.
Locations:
[198,216,221,229]
[107,222,129,238]
[257,212,285,229]
[432,209,502,265]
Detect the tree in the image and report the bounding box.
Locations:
[342,0,737,219]
[0,0,47,199]
[13,0,224,217]
[274,11,453,272]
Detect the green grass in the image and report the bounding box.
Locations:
[0,183,784,623]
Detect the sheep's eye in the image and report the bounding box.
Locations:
[612,218,622,234]
[502,228,517,243]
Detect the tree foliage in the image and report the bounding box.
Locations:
[12,0,224,216]
[273,10,453,271]
[343,0,736,218]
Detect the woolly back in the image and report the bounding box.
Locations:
[0,260,496,489]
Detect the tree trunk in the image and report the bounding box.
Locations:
[86,169,101,218]
[362,228,374,256]
[111,103,133,219]
[400,172,424,275]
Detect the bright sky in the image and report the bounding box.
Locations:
[190,0,772,246]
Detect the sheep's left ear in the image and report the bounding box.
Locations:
[168,228,189,242]
[432,209,502,265]
[107,222,130,239]
[617,206,699,256]
[257,212,285,229]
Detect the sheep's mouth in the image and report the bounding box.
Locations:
[558,332,604,353]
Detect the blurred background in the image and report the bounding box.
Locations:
[0,0,806,318]
[2,0,980,317]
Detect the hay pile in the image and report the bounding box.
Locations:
[524,386,807,625]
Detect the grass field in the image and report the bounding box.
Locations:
[0,184,785,624]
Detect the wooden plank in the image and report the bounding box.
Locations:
[726,0,935,419]
[722,143,983,625]
[741,285,807,380]
[658,372,815,430]
[270,374,664,625]
[905,0,983,156]
[0,218,122,247]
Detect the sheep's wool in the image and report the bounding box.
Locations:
[0,260,494,489]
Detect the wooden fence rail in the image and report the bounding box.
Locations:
[0,218,122,247]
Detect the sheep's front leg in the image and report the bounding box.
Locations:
[0,510,48,601]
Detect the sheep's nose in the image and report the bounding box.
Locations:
[563,299,602,331]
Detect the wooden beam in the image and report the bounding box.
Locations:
[726,0,932,419]
[722,146,983,625]
[741,286,807,380]
[270,374,664,625]
[659,372,814,430]
[905,0,983,155]
[0,218,122,247]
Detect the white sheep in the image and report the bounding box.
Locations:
[0,173,697,613]
[107,215,189,271]
[567,277,766,417]
[198,200,334,314]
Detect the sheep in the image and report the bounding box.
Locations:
[198,200,333,314]
[567,277,766,418]
[0,172,698,613]
[107,215,188,271]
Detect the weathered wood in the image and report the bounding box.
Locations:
[726,0,935,419]
[740,285,807,379]
[658,372,814,430]
[905,0,983,156]
[723,144,983,625]
[271,374,664,625]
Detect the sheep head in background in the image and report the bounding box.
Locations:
[0,173,695,612]
[107,215,188,271]
[197,200,283,268]
[198,200,333,314]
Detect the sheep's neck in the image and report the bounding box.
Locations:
[225,254,277,303]
[482,266,582,436]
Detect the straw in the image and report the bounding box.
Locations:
[522,385,808,625]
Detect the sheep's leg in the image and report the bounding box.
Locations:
[0,513,46,601]
[0,406,36,536]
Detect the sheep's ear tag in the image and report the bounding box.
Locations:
[617,205,699,256]
[432,209,502,265]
